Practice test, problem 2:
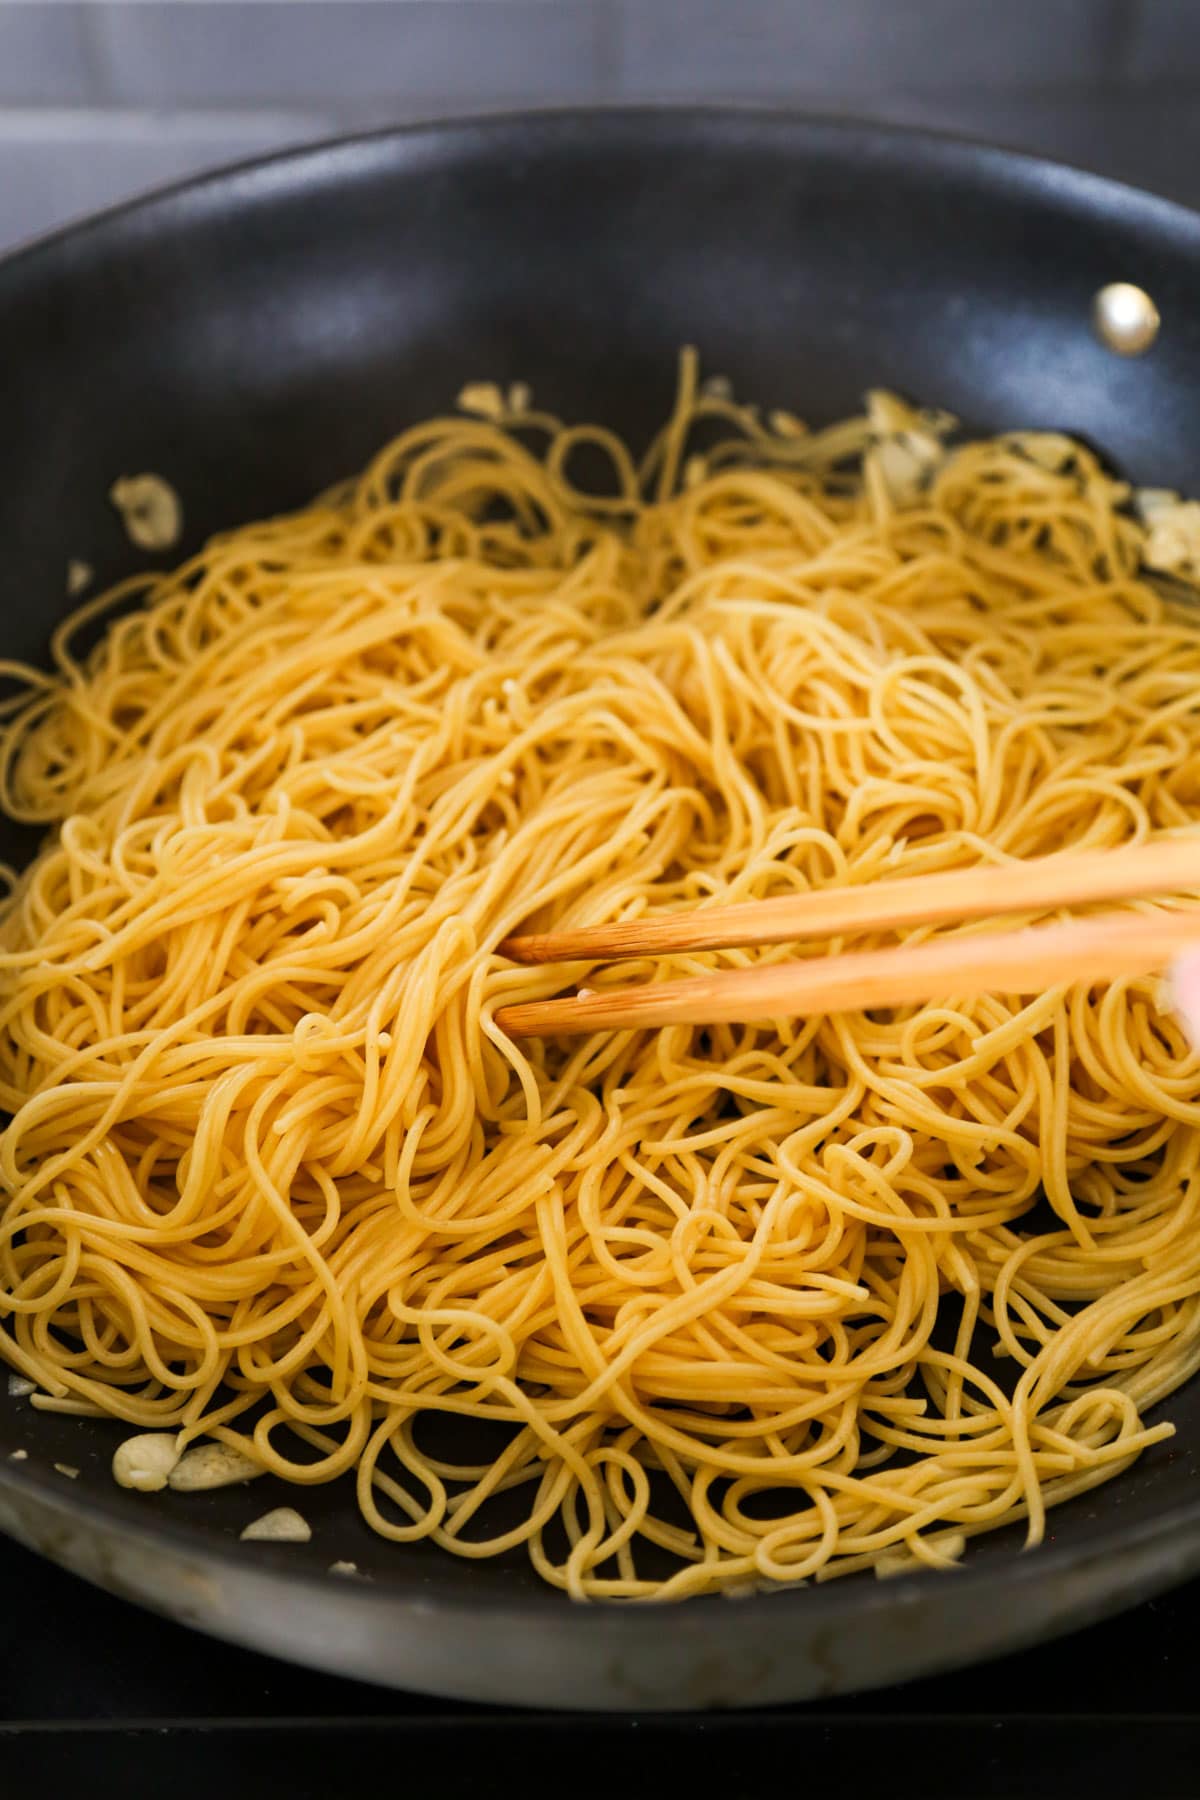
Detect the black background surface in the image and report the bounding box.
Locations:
[2,1534,1197,1797]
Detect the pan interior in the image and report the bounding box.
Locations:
[4,110,1200,1610]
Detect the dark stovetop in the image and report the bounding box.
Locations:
[2,1530,1196,1798]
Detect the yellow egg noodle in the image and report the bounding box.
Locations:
[2,351,1200,1598]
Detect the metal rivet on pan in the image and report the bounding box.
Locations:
[1091,282,1161,356]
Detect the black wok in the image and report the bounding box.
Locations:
[2,108,1200,1711]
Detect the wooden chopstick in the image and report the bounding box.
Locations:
[493,907,1200,1038]
[499,836,1200,966]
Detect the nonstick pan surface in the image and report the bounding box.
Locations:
[3,109,1200,1710]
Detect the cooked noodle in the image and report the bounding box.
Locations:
[2,353,1200,1597]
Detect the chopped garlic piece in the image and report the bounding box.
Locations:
[7,1374,34,1398]
[870,436,944,505]
[768,408,807,439]
[54,1463,79,1480]
[1136,490,1200,577]
[864,390,953,506]
[456,382,505,421]
[110,473,183,552]
[113,1431,181,1493]
[866,390,924,438]
[241,1506,312,1544]
[66,559,93,597]
[507,381,532,415]
[169,1441,264,1492]
[9,1449,27,1462]
[1135,487,1179,521]
[1007,432,1077,472]
[328,1560,359,1577]
[701,374,733,399]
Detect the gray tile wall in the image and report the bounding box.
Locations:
[0,0,1197,255]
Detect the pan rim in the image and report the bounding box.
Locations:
[3,100,1200,282]
[0,1424,1197,1631]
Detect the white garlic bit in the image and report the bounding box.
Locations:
[456,382,504,421]
[507,381,532,415]
[8,1448,27,1462]
[66,559,93,597]
[112,1431,181,1493]
[1007,432,1077,473]
[864,390,953,507]
[240,1506,312,1544]
[1136,486,1179,521]
[169,1441,264,1492]
[768,408,807,440]
[54,1463,80,1480]
[109,473,183,552]
[1136,489,1200,579]
[7,1374,34,1398]
[328,1560,358,1577]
